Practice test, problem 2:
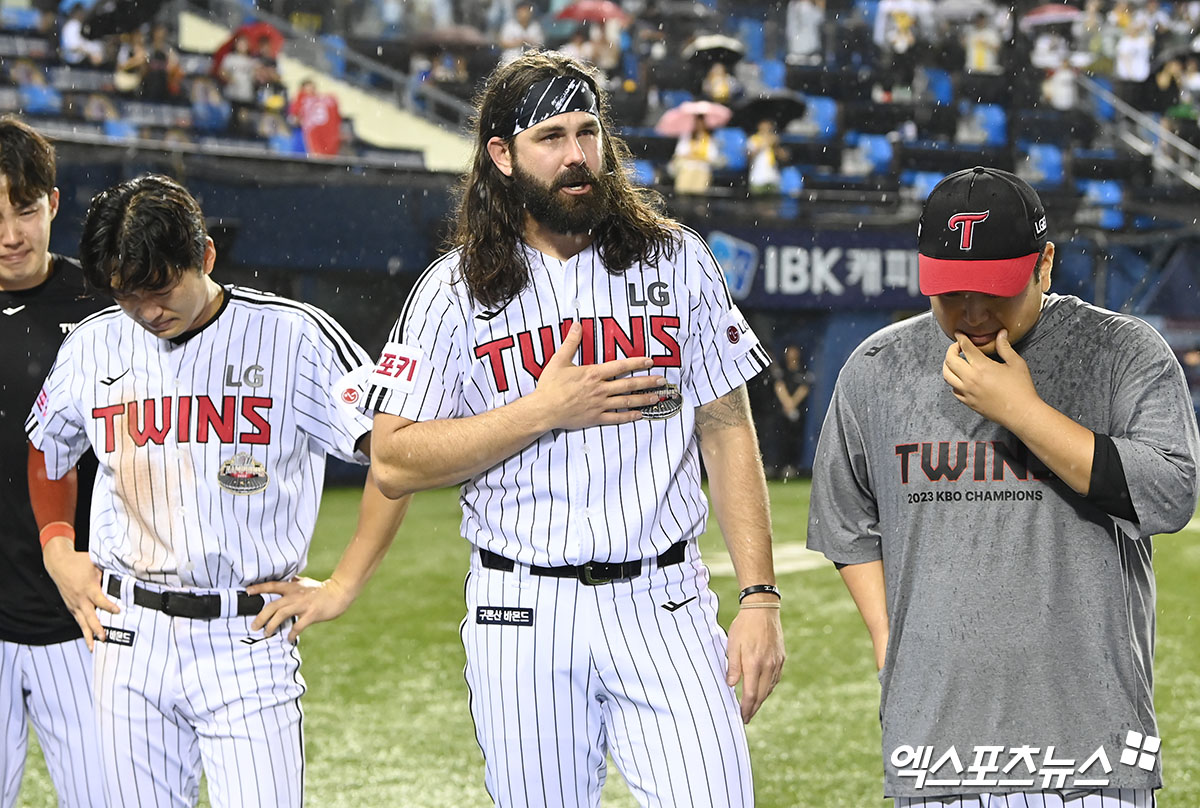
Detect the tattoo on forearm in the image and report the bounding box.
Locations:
[695,386,751,434]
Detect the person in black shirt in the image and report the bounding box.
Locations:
[0,115,105,807]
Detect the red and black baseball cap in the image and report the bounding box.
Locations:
[917,166,1049,297]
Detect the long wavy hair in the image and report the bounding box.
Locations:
[451,51,679,309]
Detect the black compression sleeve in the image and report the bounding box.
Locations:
[1088,432,1137,521]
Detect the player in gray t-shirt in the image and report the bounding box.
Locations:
[808,167,1200,807]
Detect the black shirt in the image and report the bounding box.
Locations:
[0,255,103,644]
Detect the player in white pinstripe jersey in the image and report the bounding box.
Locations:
[368,52,786,807]
[25,175,410,807]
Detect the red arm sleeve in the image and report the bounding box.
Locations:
[27,442,79,545]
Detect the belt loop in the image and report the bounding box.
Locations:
[218,590,234,618]
[119,573,135,604]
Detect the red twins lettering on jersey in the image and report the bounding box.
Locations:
[90,396,273,453]
[372,342,425,394]
[947,211,990,250]
[474,315,682,393]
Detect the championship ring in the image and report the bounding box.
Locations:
[638,383,683,420]
[217,452,269,494]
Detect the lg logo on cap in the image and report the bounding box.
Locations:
[947,211,990,250]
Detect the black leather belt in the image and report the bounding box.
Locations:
[478,541,686,586]
[106,575,264,619]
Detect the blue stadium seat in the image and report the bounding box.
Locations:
[738,18,766,63]
[974,103,1007,146]
[760,59,787,91]
[269,132,305,155]
[803,95,839,141]
[715,127,749,171]
[18,84,61,115]
[1091,76,1116,122]
[102,119,138,139]
[630,158,656,186]
[1078,178,1124,205]
[780,166,804,197]
[1024,143,1065,188]
[857,133,894,174]
[660,89,694,110]
[855,0,880,29]
[0,7,41,31]
[906,171,945,200]
[923,67,954,106]
[322,34,347,78]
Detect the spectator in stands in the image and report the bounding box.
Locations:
[59,5,107,67]
[219,34,262,134]
[142,22,182,103]
[1114,19,1154,109]
[288,78,343,156]
[701,62,740,104]
[559,26,596,65]
[669,113,722,195]
[1134,0,1171,38]
[190,76,232,133]
[1030,29,1070,71]
[747,118,784,195]
[588,18,623,76]
[874,1,924,101]
[408,0,455,34]
[1107,1,1134,32]
[114,29,148,96]
[963,12,1002,74]
[499,2,544,65]
[1042,57,1078,111]
[81,92,119,123]
[786,0,825,65]
[1073,0,1113,75]
[219,35,259,105]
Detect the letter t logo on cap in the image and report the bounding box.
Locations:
[947,211,990,250]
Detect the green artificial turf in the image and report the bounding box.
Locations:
[17,480,1200,807]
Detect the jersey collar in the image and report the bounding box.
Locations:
[169,284,232,345]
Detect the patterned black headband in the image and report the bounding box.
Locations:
[504,75,599,138]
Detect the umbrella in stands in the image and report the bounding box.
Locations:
[732,90,808,131]
[416,24,492,49]
[82,0,167,38]
[1018,3,1082,31]
[211,21,285,74]
[556,0,631,25]
[682,34,745,66]
[654,100,732,137]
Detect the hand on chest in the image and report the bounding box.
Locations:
[472,281,685,395]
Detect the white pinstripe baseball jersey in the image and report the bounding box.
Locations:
[366,227,769,566]
[26,285,373,589]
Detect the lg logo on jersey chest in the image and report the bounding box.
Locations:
[224,364,264,388]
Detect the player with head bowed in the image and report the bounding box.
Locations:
[367,50,786,807]
[808,166,1200,808]
[0,115,106,807]
[26,173,412,807]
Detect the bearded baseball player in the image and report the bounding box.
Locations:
[0,117,105,807]
[808,167,1200,808]
[26,174,411,807]
[367,51,786,807]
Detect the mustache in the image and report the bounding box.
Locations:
[555,167,599,188]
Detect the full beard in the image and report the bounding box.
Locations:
[510,162,611,235]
